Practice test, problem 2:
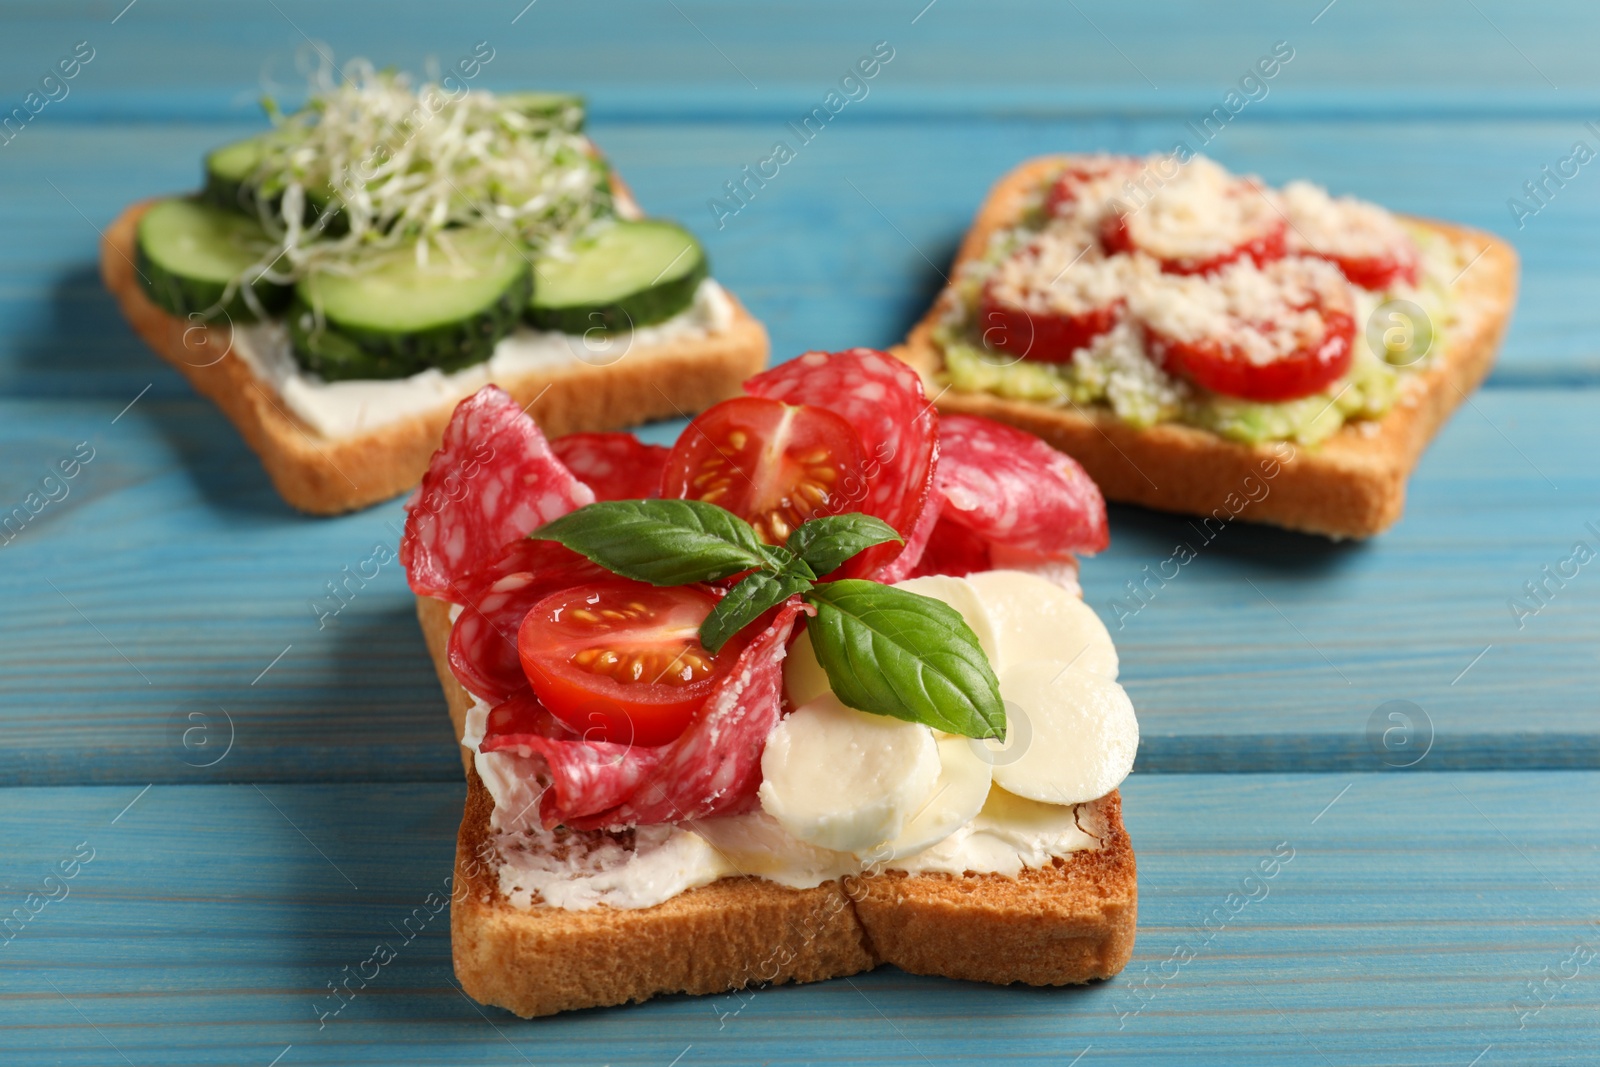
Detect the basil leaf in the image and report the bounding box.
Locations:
[532,500,768,586]
[786,515,903,578]
[700,564,815,653]
[759,542,799,572]
[804,580,1006,740]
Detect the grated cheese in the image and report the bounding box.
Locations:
[1282,180,1417,264]
[1133,256,1354,366]
[1109,156,1282,266]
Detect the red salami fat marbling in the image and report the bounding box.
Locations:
[402,386,595,600]
[481,692,668,822]
[934,414,1108,557]
[906,514,992,580]
[552,432,671,502]
[447,542,604,705]
[744,349,938,579]
[566,599,808,830]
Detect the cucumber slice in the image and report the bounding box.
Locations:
[289,226,533,381]
[203,129,345,233]
[527,220,707,334]
[202,134,272,214]
[498,91,585,132]
[135,198,290,322]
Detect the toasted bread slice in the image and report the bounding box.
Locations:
[893,156,1519,538]
[416,595,1138,1018]
[102,200,769,515]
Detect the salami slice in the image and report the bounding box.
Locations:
[402,386,595,600]
[480,691,667,822]
[905,512,991,579]
[744,349,938,579]
[876,456,943,584]
[447,542,603,705]
[933,414,1109,558]
[565,599,807,830]
[551,432,671,502]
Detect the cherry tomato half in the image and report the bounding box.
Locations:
[979,281,1125,364]
[1145,300,1356,403]
[660,395,865,545]
[1044,156,1142,217]
[1099,167,1288,277]
[1313,248,1420,292]
[517,580,746,746]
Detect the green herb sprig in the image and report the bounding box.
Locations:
[532,501,1006,740]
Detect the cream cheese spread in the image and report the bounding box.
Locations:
[229,278,736,440]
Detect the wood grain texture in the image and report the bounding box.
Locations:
[4,115,1600,399]
[1,385,1595,783]
[4,0,1599,115]
[1,1,1597,1059]
[0,774,1595,1065]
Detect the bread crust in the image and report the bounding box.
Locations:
[892,155,1520,538]
[102,200,769,515]
[417,595,1138,1017]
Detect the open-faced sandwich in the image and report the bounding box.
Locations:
[402,348,1138,1017]
[895,153,1519,538]
[101,60,767,514]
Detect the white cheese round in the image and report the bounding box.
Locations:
[989,660,1138,805]
[965,569,1118,678]
[782,625,831,710]
[869,732,994,863]
[758,693,941,853]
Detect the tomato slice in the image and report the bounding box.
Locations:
[518,580,744,747]
[1281,181,1420,291]
[660,395,865,544]
[1140,258,1357,403]
[1044,156,1142,217]
[978,285,1123,363]
[1100,162,1287,276]
[1316,249,1419,292]
[978,234,1129,363]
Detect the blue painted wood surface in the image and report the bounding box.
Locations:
[3,1,1599,1062]
[2,388,1594,784]
[3,774,1597,1066]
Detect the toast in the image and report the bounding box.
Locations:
[893,156,1520,539]
[101,200,769,515]
[416,595,1138,1018]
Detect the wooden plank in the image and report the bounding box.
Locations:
[3,0,1598,119]
[1,385,1595,785]
[3,113,1599,403]
[1,773,1595,1065]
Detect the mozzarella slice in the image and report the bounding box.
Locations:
[988,660,1138,805]
[691,811,858,888]
[758,693,941,853]
[870,733,993,863]
[890,574,1001,665]
[783,573,1000,708]
[782,626,831,710]
[966,569,1118,678]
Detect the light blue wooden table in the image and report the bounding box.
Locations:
[3,2,1598,1064]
